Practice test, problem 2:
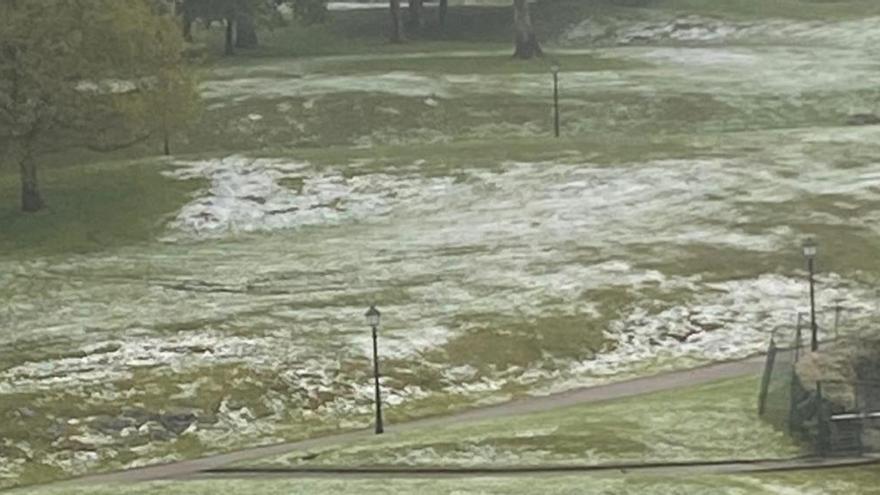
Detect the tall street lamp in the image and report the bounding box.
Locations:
[802,238,819,351]
[365,305,384,434]
[551,64,560,138]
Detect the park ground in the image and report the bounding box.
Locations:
[4,0,880,491]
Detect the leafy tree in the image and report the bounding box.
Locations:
[0,0,199,212]
[115,35,201,157]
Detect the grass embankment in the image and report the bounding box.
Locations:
[201,0,880,62]
[14,467,880,495]
[644,0,880,20]
[0,128,668,259]
[4,0,880,490]
[6,0,877,256]
[240,376,802,468]
[0,160,200,258]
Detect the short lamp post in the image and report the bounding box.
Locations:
[803,238,819,351]
[551,64,560,138]
[365,305,384,434]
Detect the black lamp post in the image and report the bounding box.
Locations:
[551,64,560,138]
[365,305,384,434]
[802,238,819,351]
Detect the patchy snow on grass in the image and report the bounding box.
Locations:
[8,41,880,486]
[0,331,265,394]
[561,15,880,48]
[162,156,458,237]
[201,72,451,102]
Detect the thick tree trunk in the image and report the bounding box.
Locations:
[407,0,423,31]
[224,17,236,56]
[10,138,44,213]
[389,0,404,43]
[513,0,542,59]
[235,13,258,48]
[438,0,448,28]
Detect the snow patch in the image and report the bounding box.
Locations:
[561,15,880,48]
[163,156,457,237]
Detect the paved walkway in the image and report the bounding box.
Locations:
[74,355,766,484]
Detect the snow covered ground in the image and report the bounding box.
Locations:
[4,13,880,490]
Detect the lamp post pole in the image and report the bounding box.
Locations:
[808,257,818,351]
[552,65,560,138]
[803,238,819,352]
[366,305,384,434]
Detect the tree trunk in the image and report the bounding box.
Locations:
[235,13,258,48]
[11,138,44,213]
[438,0,448,28]
[182,0,195,41]
[513,0,542,59]
[224,17,236,56]
[182,15,194,42]
[389,0,404,43]
[407,0,423,31]
[163,130,171,156]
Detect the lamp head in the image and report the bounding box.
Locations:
[802,238,817,259]
[365,305,381,328]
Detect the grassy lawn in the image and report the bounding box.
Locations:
[308,52,649,76]
[645,0,880,20]
[0,159,201,259]
[192,0,880,63]
[238,376,803,468]
[5,0,880,491]
[12,466,880,495]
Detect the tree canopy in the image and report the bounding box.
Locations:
[0,0,199,212]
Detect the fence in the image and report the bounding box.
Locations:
[814,380,880,456]
[757,311,880,456]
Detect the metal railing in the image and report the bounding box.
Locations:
[758,304,880,457]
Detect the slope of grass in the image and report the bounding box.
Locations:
[14,466,880,495]
[240,376,803,468]
[0,159,200,259]
[646,0,880,20]
[192,0,880,64]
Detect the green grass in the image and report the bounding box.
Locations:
[240,375,803,468]
[310,53,649,76]
[645,0,880,20]
[190,0,880,64]
[195,6,515,62]
[14,466,880,495]
[0,159,200,258]
[6,0,880,491]
[439,314,610,372]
